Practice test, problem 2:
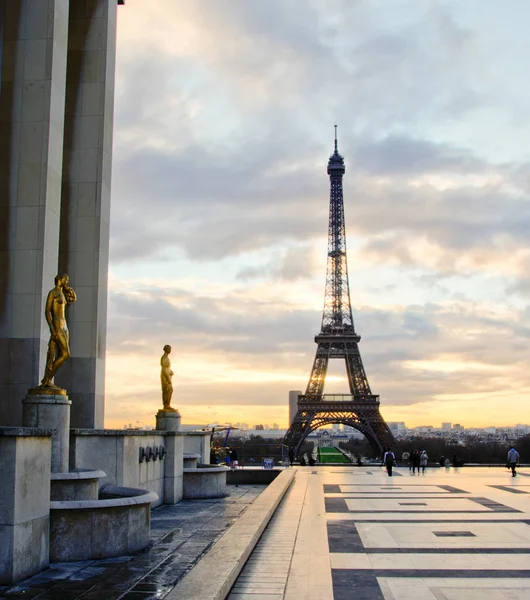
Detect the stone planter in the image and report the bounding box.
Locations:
[183,466,229,499]
[49,485,158,562]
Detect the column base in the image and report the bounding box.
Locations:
[156,410,181,432]
[23,393,72,473]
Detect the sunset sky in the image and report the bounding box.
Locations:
[105,0,530,430]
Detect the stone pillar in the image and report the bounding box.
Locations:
[55,0,118,429]
[0,428,52,584]
[156,410,182,432]
[164,433,184,504]
[183,432,212,465]
[22,393,71,473]
[0,0,70,426]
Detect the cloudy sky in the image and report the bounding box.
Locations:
[105,0,530,430]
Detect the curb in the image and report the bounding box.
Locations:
[165,469,296,600]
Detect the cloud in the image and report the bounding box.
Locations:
[104,1,530,428]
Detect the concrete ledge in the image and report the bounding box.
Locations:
[70,428,186,436]
[50,486,158,509]
[167,469,296,600]
[0,427,54,437]
[50,469,106,481]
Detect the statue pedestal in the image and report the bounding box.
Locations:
[23,392,71,473]
[156,410,181,432]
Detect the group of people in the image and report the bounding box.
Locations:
[223,447,239,469]
[400,449,429,474]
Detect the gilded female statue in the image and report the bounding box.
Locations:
[40,274,77,388]
[160,345,177,411]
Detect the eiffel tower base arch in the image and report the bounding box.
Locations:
[283,396,398,458]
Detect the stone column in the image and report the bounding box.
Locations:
[163,432,184,504]
[0,428,52,584]
[156,410,182,432]
[0,0,70,426]
[54,0,118,429]
[22,393,71,473]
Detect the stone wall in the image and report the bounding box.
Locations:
[69,429,185,507]
[183,431,211,464]
[0,428,52,584]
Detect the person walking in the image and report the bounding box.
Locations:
[507,447,520,477]
[230,447,238,470]
[383,448,396,477]
[419,450,429,473]
[288,448,295,467]
[411,449,420,474]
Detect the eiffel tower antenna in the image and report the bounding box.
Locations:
[283,130,397,456]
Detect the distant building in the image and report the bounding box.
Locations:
[387,422,406,432]
[332,423,341,431]
[442,422,452,430]
[453,424,464,431]
[288,391,302,427]
[272,423,279,430]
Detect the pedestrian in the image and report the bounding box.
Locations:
[402,451,410,470]
[383,447,396,477]
[507,447,520,477]
[230,447,238,470]
[419,450,428,473]
[411,449,420,474]
[439,455,445,468]
[288,447,295,467]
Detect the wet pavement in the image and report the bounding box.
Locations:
[0,484,266,600]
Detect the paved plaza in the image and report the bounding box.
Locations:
[3,467,530,599]
[230,466,530,600]
[0,485,266,599]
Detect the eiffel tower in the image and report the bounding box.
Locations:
[283,128,397,456]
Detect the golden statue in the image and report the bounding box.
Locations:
[40,273,77,389]
[160,345,178,412]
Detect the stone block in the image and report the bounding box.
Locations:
[50,487,157,561]
[12,516,49,581]
[0,524,15,584]
[22,394,71,473]
[156,410,181,432]
[0,439,16,523]
[90,506,128,558]
[49,506,89,562]
[182,467,228,499]
[183,432,211,464]
[50,470,104,501]
[14,436,52,524]
[126,504,150,553]
[0,430,51,584]
[0,521,48,585]
[164,475,183,505]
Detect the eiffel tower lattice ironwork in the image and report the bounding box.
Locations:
[283,128,397,456]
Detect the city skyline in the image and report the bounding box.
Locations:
[105,1,530,430]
